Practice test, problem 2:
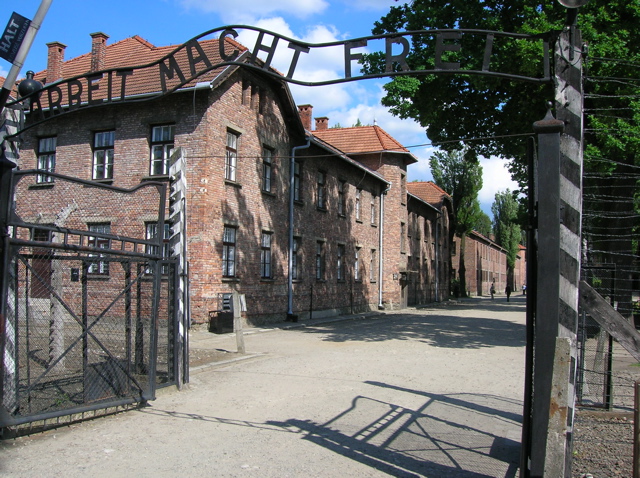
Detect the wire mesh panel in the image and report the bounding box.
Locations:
[576,312,612,408]
[1,171,177,428]
[576,310,639,411]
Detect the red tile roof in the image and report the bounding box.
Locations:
[312,125,416,163]
[26,35,248,105]
[407,181,452,209]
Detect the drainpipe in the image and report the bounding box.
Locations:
[434,212,441,302]
[287,138,310,318]
[378,183,391,309]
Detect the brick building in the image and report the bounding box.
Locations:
[12,33,454,325]
[405,181,454,302]
[453,230,526,297]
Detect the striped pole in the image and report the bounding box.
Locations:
[169,148,189,386]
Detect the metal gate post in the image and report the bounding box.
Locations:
[527,107,564,478]
[0,158,17,419]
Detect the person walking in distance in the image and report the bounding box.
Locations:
[490,282,495,300]
[505,284,512,302]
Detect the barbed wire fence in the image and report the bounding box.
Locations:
[578,54,640,410]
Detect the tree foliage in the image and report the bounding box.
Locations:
[429,148,483,237]
[362,0,640,191]
[491,190,521,270]
[474,212,493,238]
[430,148,483,297]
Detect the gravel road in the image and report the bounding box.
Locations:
[0,297,526,477]
[2,295,633,477]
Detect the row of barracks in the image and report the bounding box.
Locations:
[9,32,456,326]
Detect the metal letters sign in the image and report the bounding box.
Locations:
[0,12,31,64]
[8,25,553,135]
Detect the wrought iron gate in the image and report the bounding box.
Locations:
[0,170,178,428]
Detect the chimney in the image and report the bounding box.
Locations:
[90,32,109,72]
[298,104,313,131]
[315,117,329,131]
[46,41,67,83]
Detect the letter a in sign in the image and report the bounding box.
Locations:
[0,12,31,64]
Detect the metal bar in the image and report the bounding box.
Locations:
[9,237,159,260]
[82,261,88,403]
[605,335,614,409]
[124,261,132,396]
[635,381,640,478]
[135,263,143,374]
[144,259,161,402]
[0,396,141,428]
[23,259,31,414]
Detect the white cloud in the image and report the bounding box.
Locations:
[338,0,399,12]
[478,156,519,206]
[180,0,329,21]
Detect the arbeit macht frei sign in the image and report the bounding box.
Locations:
[8,25,553,134]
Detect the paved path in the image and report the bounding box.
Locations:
[0,296,526,477]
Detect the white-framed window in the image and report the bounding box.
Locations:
[337,244,345,281]
[222,226,237,277]
[92,131,114,180]
[401,222,406,253]
[292,237,300,280]
[293,161,302,201]
[370,249,376,282]
[354,247,360,281]
[225,131,238,181]
[370,193,377,225]
[88,223,111,275]
[150,125,175,176]
[315,241,325,280]
[260,231,272,279]
[36,136,56,183]
[338,181,346,216]
[355,189,361,220]
[316,171,326,209]
[262,147,274,193]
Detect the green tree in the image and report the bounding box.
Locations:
[362,0,640,196]
[474,211,493,238]
[430,148,483,297]
[362,0,565,182]
[492,190,522,284]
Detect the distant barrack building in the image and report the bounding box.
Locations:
[13,32,456,326]
[452,230,526,297]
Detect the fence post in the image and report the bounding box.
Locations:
[0,158,17,416]
[635,381,640,478]
[232,292,245,354]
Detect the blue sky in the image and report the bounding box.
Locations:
[1,0,518,217]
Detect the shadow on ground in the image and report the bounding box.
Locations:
[297,297,526,349]
[143,381,522,478]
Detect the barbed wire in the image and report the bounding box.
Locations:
[581,52,640,303]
